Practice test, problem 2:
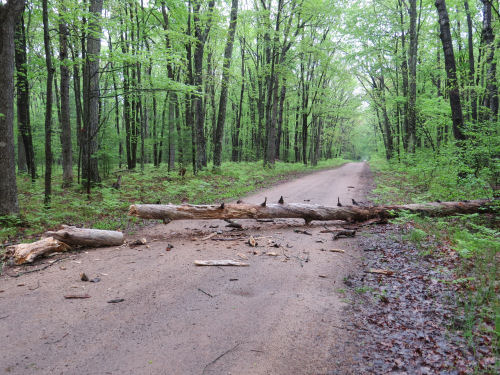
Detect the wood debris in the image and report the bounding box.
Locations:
[247,236,257,247]
[194,260,249,267]
[367,268,394,276]
[201,233,217,241]
[64,294,91,299]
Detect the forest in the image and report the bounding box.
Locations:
[0,0,498,219]
[0,1,498,373]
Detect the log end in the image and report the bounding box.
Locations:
[128,205,138,217]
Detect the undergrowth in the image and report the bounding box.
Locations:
[370,154,499,373]
[0,158,346,247]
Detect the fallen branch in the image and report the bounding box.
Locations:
[129,199,496,223]
[64,294,91,299]
[4,259,63,277]
[194,260,249,266]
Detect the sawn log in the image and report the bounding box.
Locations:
[43,225,124,247]
[129,199,495,223]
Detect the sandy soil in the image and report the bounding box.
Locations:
[0,162,372,375]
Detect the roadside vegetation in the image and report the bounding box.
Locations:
[366,154,499,374]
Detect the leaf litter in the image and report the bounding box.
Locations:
[341,223,497,375]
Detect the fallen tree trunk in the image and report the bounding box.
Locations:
[5,237,71,265]
[43,225,124,247]
[129,199,495,223]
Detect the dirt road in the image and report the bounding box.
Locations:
[0,162,372,375]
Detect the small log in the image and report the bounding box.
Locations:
[129,199,495,223]
[194,260,249,266]
[5,237,72,265]
[43,225,124,247]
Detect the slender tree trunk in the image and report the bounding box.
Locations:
[407,0,418,152]
[435,0,465,141]
[185,1,196,174]
[193,0,215,170]
[481,0,498,120]
[15,11,36,181]
[82,0,103,193]
[232,39,245,162]
[398,0,409,152]
[59,5,73,187]
[108,35,122,168]
[42,0,53,206]
[213,0,239,168]
[294,100,300,163]
[0,0,24,215]
[464,0,477,122]
[275,81,287,158]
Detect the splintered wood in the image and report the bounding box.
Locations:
[5,237,72,265]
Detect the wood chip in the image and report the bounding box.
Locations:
[237,253,248,260]
[367,268,394,276]
[329,249,345,253]
[194,260,249,267]
[201,233,217,241]
[248,236,257,247]
[266,252,278,256]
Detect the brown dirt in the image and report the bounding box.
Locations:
[0,162,372,375]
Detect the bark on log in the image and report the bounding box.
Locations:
[5,237,71,265]
[43,225,124,247]
[129,199,495,223]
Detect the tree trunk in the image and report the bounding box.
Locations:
[59,6,73,187]
[407,0,418,153]
[232,38,245,162]
[213,0,239,168]
[42,0,53,206]
[185,0,196,174]
[435,0,465,141]
[0,0,24,215]
[129,199,495,223]
[193,0,215,170]
[481,0,498,120]
[14,11,36,181]
[275,81,287,158]
[464,0,477,122]
[43,225,124,247]
[82,0,103,191]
